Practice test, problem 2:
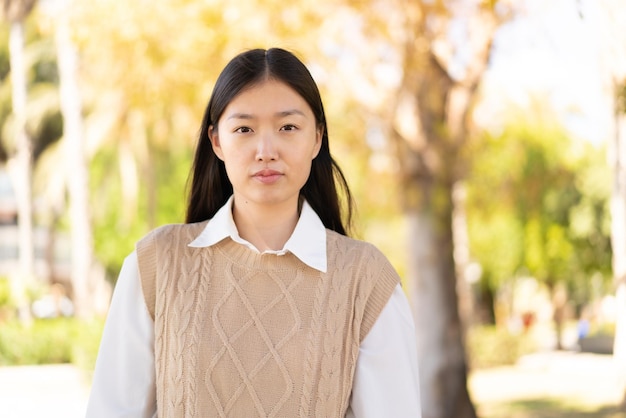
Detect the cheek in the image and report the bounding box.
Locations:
[298,160,314,183]
[221,148,251,181]
[221,153,242,175]
[218,141,241,163]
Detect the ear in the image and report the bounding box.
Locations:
[209,126,225,161]
[312,126,323,159]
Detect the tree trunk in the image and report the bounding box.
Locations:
[477,284,496,325]
[393,50,477,418]
[55,8,94,318]
[407,186,476,418]
[453,181,476,330]
[7,19,34,323]
[392,4,498,416]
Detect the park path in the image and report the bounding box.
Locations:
[0,364,90,418]
[0,351,622,417]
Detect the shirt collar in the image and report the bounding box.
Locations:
[188,196,327,272]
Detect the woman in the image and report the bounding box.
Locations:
[87,48,421,418]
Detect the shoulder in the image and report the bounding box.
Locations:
[325,230,398,281]
[138,221,208,246]
[325,229,389,263]
[134,221,209,294]
[326,230,402,341]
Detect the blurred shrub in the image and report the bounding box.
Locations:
[0,278,10,306]
[589,321,615,337]
[466,325,535,369]
[70,318,105,373]
[0,277,15,321]
[0,317,104,370]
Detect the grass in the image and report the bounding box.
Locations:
[477,397,625,418]
[469,351,626,418]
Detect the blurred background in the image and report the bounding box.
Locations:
[1,0,625,417]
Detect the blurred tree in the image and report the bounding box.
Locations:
[382,1,503,416]
[42,0,96,317]
[2,0,38,322]
[1,11,65,292]
[69,0,233,277]
[467,117,612,346]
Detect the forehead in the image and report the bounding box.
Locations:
[223,79,312,115]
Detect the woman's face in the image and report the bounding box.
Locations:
[209,79,322,211]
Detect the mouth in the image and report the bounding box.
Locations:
[253,169,283,184]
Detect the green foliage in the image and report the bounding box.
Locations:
[588,320,615,338]
[0,319,70,365]
[69,318,105,372]
[468,210,524,290]
[466,325,535,369]
[153,148,194,226]
[0,318,104,370]
[0,277,11,307]
[0,24,9,80]
[0,277,15,321]
[466,120,612,311]
[89,144,147,278]
[90,143,191,279]
[0,18,62,162]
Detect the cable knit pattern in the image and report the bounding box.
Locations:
[137,221,209,417]
[298,269,326,418]
[136,225,399,418]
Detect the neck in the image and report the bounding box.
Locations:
[232,197,300,252]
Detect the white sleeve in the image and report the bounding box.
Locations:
[86,251,157,418]
[346,284,422,418]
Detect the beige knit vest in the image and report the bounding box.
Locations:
[136,222,399,418]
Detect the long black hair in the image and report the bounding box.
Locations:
[186,48,353,236]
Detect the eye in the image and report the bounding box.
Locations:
[234,126,253,133]
[280,124,298,132]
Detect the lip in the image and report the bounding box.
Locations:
[252,169,283,184]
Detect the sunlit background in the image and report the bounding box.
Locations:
[1,0,626,417]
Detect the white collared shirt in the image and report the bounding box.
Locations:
[188,196,328,272]
[86,197,421,418]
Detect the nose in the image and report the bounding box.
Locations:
[255,133,278,161]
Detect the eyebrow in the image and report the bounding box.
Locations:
[226,109,307,120]
[276,109,306,118]
[227,113,254,120]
